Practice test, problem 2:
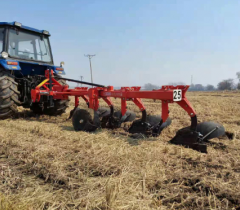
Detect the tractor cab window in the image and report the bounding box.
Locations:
[8,29,52,62]
[0,28,4,52]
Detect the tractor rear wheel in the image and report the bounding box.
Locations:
[30,79,69,116]
[0,69,20,119]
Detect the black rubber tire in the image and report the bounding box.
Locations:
[30,79,69,116]
[0,69,20,119]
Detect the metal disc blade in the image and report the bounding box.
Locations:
[72,108,98,132]
[147,115,172,129]
[146,115,161,125]
[113,111,121,119]
[97,107,111,117]
[128,116,171,136]
[114,110,136,122]
[128,119,152,135]
[196,121,225,140]
[160,118,172,130]
[169,127,207,153]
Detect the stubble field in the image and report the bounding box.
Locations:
[0,91,240,210]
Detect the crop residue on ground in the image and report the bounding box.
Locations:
[0,91,240,210]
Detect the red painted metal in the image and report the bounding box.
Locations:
[31,70,196,123]
[7,61,18,65]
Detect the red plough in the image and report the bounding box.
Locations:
[31,70,227,153]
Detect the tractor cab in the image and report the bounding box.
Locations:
[0,21,65,75]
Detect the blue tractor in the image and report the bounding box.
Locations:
[0,21,69,118]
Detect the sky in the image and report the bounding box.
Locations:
[1,0,240,87]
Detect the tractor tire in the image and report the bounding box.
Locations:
[30,79,69,116]
[0,69,20,119]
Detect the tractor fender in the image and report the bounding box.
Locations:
[0,60,21,70]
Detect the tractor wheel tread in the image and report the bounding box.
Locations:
[11,96,22,105]
[0,110,13,117]
[0,82,11,90]
[9,78,18,85]
[0,76,7,81]
[10,85,20,95]
[0,100,14,109]
[0,91,14,100]
[9,105,18,112]
[0,72,17,84]
[0,69,20,119]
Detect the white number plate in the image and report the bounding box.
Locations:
[173,89,182,101]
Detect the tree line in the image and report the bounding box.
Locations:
[143,72,240,91]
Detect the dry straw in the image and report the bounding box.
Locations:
[0,91,239,209]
